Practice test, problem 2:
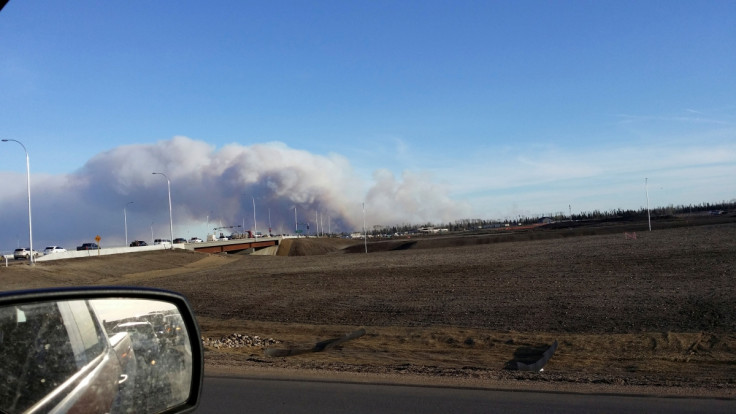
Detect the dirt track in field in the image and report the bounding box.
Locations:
[2,216,735,397]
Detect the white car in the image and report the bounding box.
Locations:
[13,248,40,260]
[189,237,203,243]
[44,246,67,255]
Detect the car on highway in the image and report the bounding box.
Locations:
[113,321,162,357]
[173,238,187,244]
[163,313,186,345]
[154,239,171,245]
[130,240,148,247]
[43,246,67,255]
[189,237,203,243]
[13,247,39,260]
[77,242,99,251]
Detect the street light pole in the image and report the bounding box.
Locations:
[152,172,174,248]
[252,196,257,238]
[362,202,367,254]
[124,201,134,246]
[645,177,652,231]
[2,139,33,264]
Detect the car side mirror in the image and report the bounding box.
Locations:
[0,287,203,414]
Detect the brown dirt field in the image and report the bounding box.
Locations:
[2,217,735,397]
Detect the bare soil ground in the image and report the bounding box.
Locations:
[2,215,735,397]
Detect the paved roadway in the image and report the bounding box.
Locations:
[198,376,735,413]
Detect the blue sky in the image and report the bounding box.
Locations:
[0,1,734,249]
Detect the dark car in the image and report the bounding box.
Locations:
[130,240,148,247]
[77,242,99,251]
[173,238,187,244]
[112,321,161,357]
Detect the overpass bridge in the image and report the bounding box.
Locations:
[25,236,283,263]
[185,237,281,254]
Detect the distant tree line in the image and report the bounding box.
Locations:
[344,200,735,237]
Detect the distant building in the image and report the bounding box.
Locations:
[418,227,448,234]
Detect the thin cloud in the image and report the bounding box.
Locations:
[615,112,732,126]
[431,138,736,217]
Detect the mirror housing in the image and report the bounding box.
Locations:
[0,287,203,414]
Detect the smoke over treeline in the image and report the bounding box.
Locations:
[0,136,469,250]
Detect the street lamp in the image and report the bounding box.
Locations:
[645,178,652,231]
[362,202,367,254]
[152,172,174,248]
[124,201,134,246]
[252,196,257,238]
[2,139,33,264]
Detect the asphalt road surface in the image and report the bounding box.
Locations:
[198,376,736,414]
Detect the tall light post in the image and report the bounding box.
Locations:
[2,139,33,264]
[252,196,257,238]
[124,201,134,246]
[362,202,367,254]
[152,172,174,248]
[206,213,210,240]
[645,177,652,231]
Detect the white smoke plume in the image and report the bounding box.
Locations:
[0,136,469,250]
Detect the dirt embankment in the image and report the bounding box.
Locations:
[277,237,357,256]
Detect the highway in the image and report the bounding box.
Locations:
[198,376,736,413]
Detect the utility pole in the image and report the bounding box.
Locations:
[2,139,33,264]
[252,196,257,237]
[645,178,652,231]
[152,172,174,248]
[362,202,367,254]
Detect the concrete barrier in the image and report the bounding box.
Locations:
[35,243,184,262]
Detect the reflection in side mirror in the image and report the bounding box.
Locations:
[0,289,202,414]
